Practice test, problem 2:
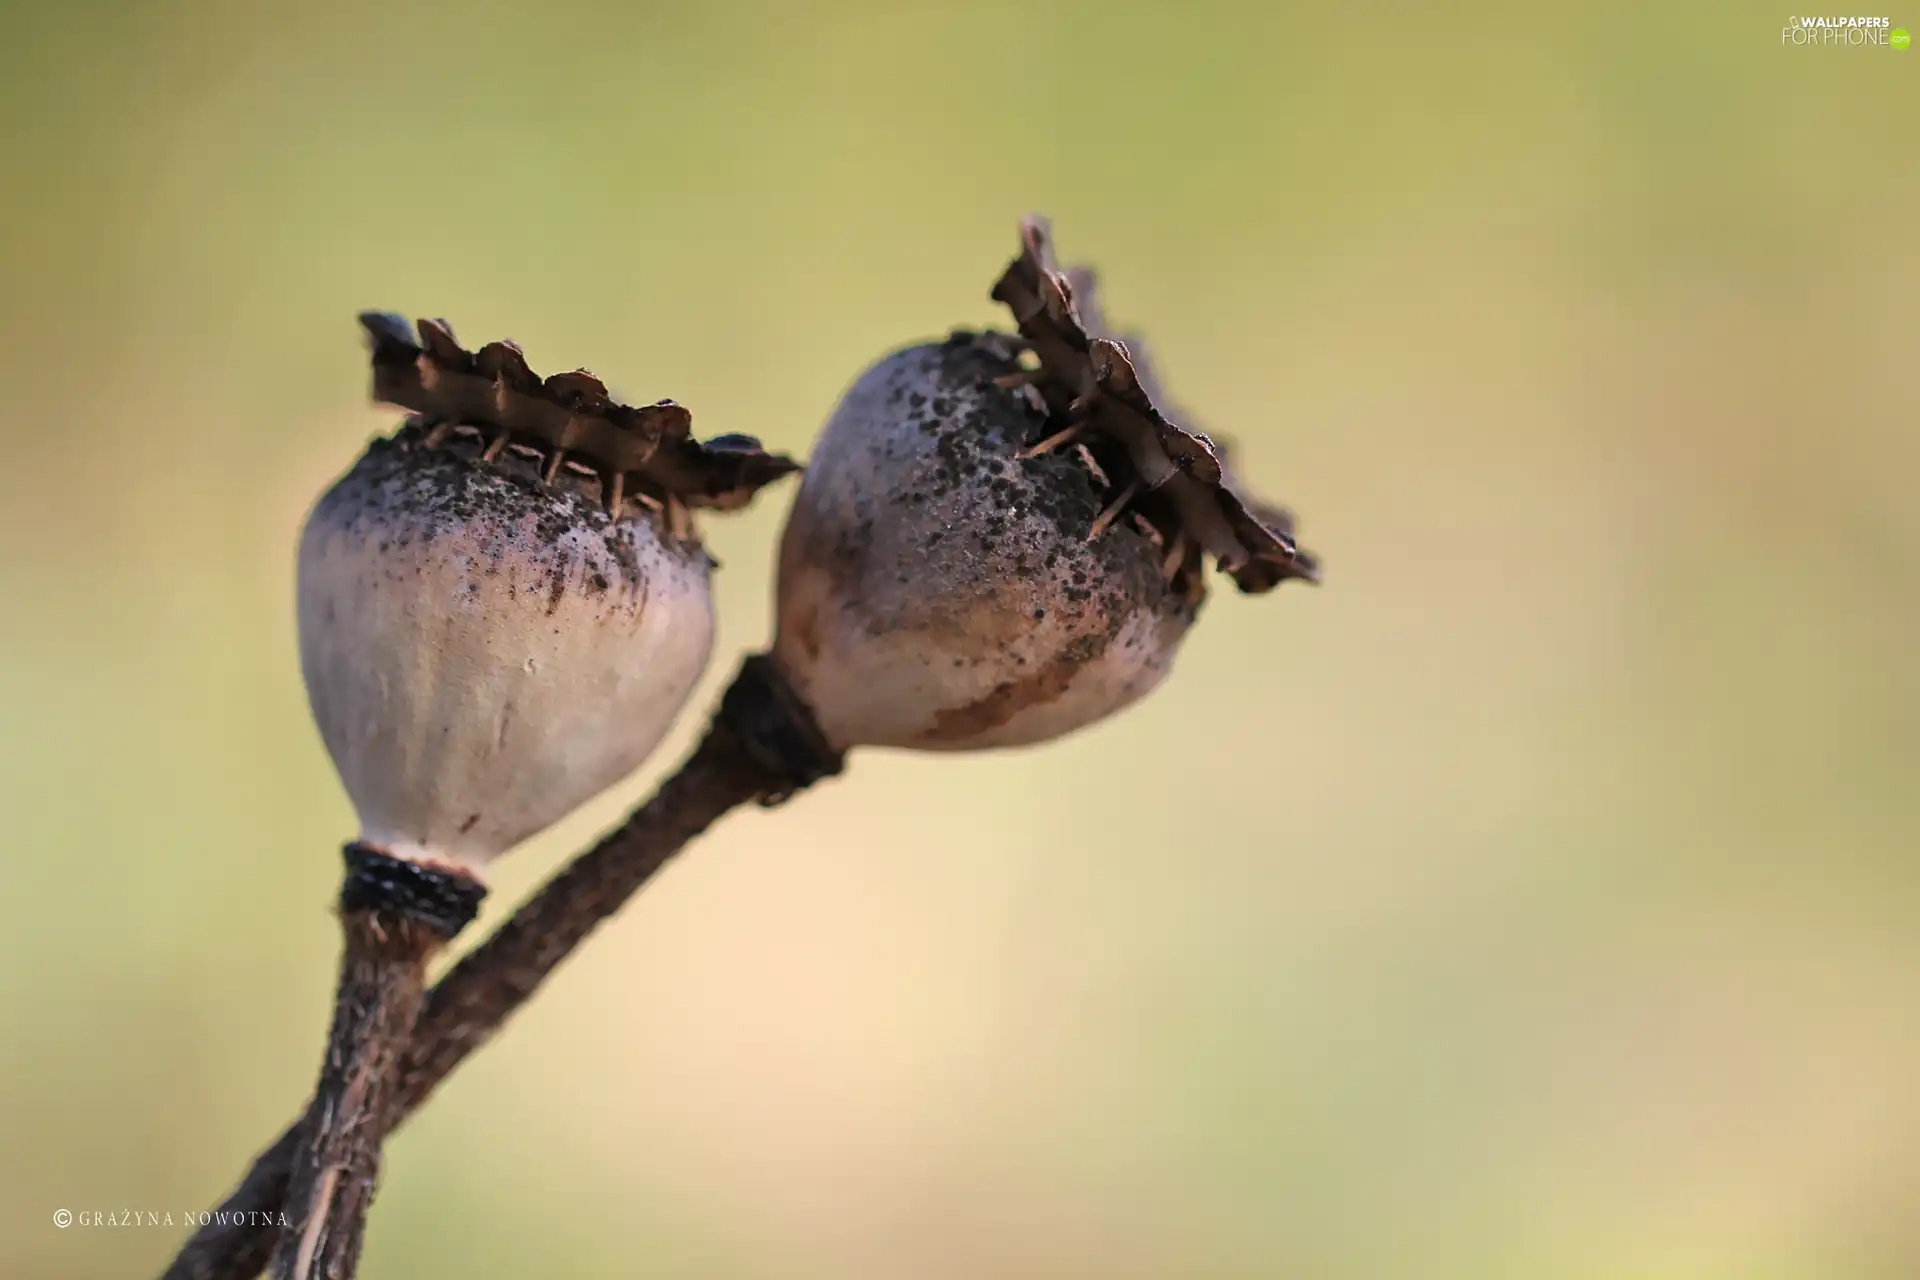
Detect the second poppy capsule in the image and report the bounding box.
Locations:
[771,217,1318,754]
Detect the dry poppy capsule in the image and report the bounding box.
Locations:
[771,217,1317,753]
[298,314,800,878]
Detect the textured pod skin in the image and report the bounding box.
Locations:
[298,429,714,874]
[773,334,1199,752]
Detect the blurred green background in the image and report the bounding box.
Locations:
[2,1,1915,1276]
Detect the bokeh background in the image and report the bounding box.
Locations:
[3,2,1915,1276]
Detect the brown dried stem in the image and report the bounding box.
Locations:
[267,911,447,1280]
[159,656,840,1280]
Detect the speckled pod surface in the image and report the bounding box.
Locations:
[774,334,1198,751]
[300,430,715,874]
[772,216,1316,755]
[298,315,798,877]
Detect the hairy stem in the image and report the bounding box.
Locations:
[160,656,840,1280]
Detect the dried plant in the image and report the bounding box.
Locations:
[254,318,794,1280]
[162,219,1314,1279]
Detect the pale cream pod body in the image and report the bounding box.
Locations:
[299,433,715,876]
[771,218,1316,756]
[773,336,1197,753]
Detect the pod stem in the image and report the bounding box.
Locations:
[267,850,485,1280]
[159,655,842,1280]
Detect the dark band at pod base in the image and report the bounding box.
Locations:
[721,654,846,805]
[339,843,489,938]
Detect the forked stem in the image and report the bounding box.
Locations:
[160,656,841,1280]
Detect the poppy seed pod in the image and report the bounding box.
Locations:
[298,315,799,878]
[772,217,1317,753]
